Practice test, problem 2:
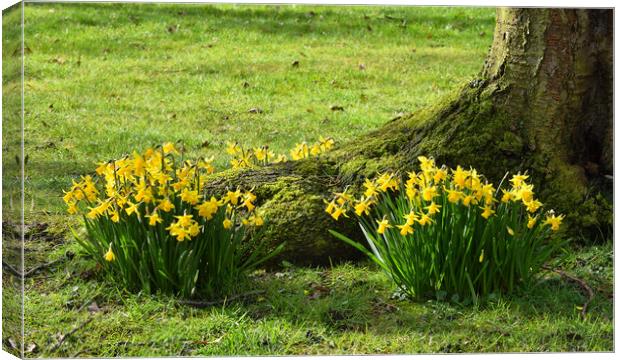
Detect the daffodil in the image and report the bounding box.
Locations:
[501,189,513,203]
[125,201,139,216]
[425,202,441,215]
[404,211,417,226]
[462,195,475,207]
[104,245,115,262]
[397,223,414,236]
[543,213,564,231]
[417,156,436,172]
[417,213,433,226]
[481,205,495,219]
[421,185,438,202]
[180,188,200,205]
[324,199,337,215]
[510,172,529,188]
[354,199,372,216]
[248,215,264,226]
[318,136,335,151]
[162,142,178,154]
[524,199,543,213]
[527,214,537,229]
[226,141,241,155]
[223,218,233,229]
[196,197,219,220]
[376,218,391,234]
[331,206,347,221]
[452,166,468,189]
[433,168,448,183]
[363,179,378,198]
[175,214,194,227]
[158,198,175,212]
[67,202,78,215]
[146,211,162,226]
[225,189,242,205]
[444,188,463,204]
[188,223,200,237]
[243,198,255,212]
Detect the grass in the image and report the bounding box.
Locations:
[1,3,613,356]
[21,234,614,356]
[16,2,494,213]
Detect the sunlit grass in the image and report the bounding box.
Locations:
[18,3,494,213]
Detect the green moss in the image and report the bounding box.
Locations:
[498,131,524,154]
[257,181,361,266]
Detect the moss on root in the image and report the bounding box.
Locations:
[201,81,610,266]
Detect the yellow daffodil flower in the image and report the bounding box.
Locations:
[425,202,441,215]
[158,198,175,212]
[417,213,433,226]
[524,199,543,213]
[481,205,495,219]
[397,223,414,236]
[510,172,529,188]
[527,214,537,229]
[104,245,115,262]
[354,199,372,216]
[162,142,178,154]
[376,218,391,234]
[331,206,347,221]
[196,197,219,220]
[146,211,162,226]
[543,213,564,231]
[404,211,418,226]
[421,186,438,202]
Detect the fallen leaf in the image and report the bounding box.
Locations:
[291,60,300,67]
[330,105,344,111]
[167,24,179,33]
[87,301,101,313]
[248,107,263,114]
[51,57,65,65]
[25,342,38,354]
[242,81,250,88]
[359,63,366,70]
[201,140,210,148]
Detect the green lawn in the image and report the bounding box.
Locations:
[2,3,613,356]
[19,3,494,212]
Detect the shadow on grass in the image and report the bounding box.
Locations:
[25,2,496,40]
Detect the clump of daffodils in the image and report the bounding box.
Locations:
[328,156,566,301]
[226,136,335,169]
[64,142,280,298]
[64,143,264,239]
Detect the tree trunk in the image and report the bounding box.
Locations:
[207,8,613,265]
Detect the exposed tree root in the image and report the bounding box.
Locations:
[543,265,595,319]
[2,256,66,279]
[49,316,95,354]
[178,289,266,308]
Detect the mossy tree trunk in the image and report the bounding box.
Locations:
[207,8,613,265]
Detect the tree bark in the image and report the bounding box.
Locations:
[207,8,613,265]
